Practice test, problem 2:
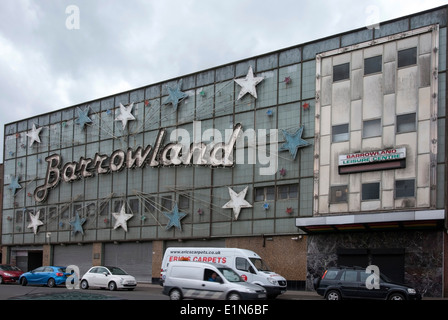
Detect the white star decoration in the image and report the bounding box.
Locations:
[112,204,133,232]
[234,66,264,100]
[26,123,43,146]
[222,186,253,220]
[27,210,44,235]
[115,103,136,130]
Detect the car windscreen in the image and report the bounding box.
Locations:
[108,267,128,275]
[249,258,271,272]
[217,267,243,282]
[0,265,18,271]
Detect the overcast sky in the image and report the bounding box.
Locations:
[0,0,447,161]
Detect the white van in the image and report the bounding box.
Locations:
[162,261,267,300]
[160,247,287,298]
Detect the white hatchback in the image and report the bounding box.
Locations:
[81,266,137,291]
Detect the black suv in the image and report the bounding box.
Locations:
[313,266,421,300]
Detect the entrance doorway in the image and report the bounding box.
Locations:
[27,251,43,271]
[337,248,404,283]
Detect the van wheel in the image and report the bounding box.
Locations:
[326,290,342,300]
[169,288,183,300]
[227,292,241,300]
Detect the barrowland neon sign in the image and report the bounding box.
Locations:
[34,122,279,203]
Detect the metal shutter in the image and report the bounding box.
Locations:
[53,244,93,275]
[104,242,152,282]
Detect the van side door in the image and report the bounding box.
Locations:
[235,257,255,282]
[198,268,225,299]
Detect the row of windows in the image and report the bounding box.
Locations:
[333,47,417,82]
[255,184,298,202]
[332,113,416,142]
[330,179,415,203]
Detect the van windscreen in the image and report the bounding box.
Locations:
[218,267,243,282]
[249,258,271,271]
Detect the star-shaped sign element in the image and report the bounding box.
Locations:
[112,204,134,232]
[75,106,92,129]
[27,210,44,235]
[8,176,22,195]
[234,66,264,100]
[115,103,136,130]
[26,123,43,146]
[69,211,86,235]
[279,126,310,160]
[163,204,187,231]
[163,79,188,111]
[222,186,252,220]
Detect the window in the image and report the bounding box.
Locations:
[330,185,348,203]
[396,113,416,133]
[255,186,275,202]
[161,195,173,211]
[341,270,358,282]
[363,119,381,138]
[178,194,190,209]
[395,179,415,198]
[15,210,23,224]
[99,202,109,216]
[278,184,298,200]
[364,55,382,75]
[397,47,417,68]
[332,124,349,142]
[236,257,251,272]
[333,63,350,82]
[129,198,139,213]
[144,197,155,213]
[362,182,380,200]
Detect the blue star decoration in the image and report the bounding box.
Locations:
[163,204,187,231]
[163,79,188,111]
[69,211,86,235]
[75,106,92,129]
[279,126,310,160]
[8,176,22,195]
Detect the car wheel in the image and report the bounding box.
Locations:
[108,281,117,291]
[20,278,28,286]
[47,278,56,288]
[80,280,89,290]
[326,290,342,300]
[169,288,183,300]
[388,293,405,300]
[227,292,241,300]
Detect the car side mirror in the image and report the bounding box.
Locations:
[249,266,256,274]
[216,276,223,284]
[103,272,108,276]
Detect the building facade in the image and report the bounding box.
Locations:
[2,6,448,296]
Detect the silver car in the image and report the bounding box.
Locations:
[162,261,266,300]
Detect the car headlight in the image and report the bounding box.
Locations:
[267,278,278,285]
[4,273,13,277]
[407,288,416,294]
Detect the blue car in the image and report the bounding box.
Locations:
[19,266,68,287]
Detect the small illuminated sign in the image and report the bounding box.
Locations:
[338,147,406,174]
